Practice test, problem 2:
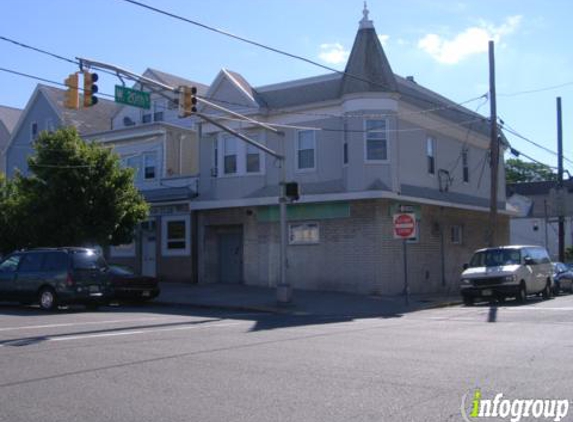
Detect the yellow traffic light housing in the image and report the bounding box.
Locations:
[83,71,99,107]
[64,73,79,109]
[178,85,197,117]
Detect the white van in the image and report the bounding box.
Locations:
[460,245,553,305]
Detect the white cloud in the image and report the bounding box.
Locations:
[318,43,349,65]
[378,34,390,46]
[418,15,522,64]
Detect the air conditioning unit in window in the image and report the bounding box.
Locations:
[211,167,218,177]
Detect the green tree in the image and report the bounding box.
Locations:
[1,127,148,253]
[505,158,558,183]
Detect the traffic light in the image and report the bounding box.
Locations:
[285,182,300,201]
[64,73,79,109]
[83,71,99,107]
[178,85,197,117]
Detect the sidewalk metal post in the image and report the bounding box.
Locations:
[403,239,410,306]
[277,135,291,303]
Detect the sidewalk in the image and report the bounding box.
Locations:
[154,282,462,317]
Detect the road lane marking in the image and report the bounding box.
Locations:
[0,321,241,346]
[0,317,167,332]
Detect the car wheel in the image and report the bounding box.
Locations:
[463,295,474,306]
[516,283,527,304]
[569,281,573,294]
[85,304,100,311]
[554,284,560,296]
[542,282,551,300]
[39,288,58,311]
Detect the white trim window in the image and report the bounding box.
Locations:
[162,215,191,256]
[223,136,238,175]
[126,156,141,181]
[216,134,264,177]
[296,130,316,171]
[427,137,436,175]
[365,119,388,161]
[462,149,469,183]
[142,99,166,123]
[246,142,261,173]
[143,152,157,180]
[451,225,463,244]
[289,222,320,245]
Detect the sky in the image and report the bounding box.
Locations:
[1,0,572,173]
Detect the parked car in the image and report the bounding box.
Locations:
[108,264,160,303]
[460,245,553,305]
[0,247,112,311]
[552,262,573,295]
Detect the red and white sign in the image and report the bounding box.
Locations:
[393,213,417,239]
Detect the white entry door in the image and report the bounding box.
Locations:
[141,231,157,277]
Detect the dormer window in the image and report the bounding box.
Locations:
[142,99,166,124]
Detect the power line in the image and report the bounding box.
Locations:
[499,81,573,97]
[0,34,491,123]
[500,119,573,167]
[119,0,405,92]
[0,66,115,99]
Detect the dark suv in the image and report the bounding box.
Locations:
[0,247,112,311]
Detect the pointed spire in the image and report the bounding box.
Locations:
[360,1,374,29]
[341,4,397,95]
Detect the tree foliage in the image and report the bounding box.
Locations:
[505,158,557,183]
[0,127,148,254]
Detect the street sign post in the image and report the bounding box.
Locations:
[114,85,151,109]
[393,213,417,305]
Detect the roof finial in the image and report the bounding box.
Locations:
[360,1,374,29]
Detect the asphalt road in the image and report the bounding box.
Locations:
[1,294,573,422]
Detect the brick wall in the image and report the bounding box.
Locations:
[197,200,510,295]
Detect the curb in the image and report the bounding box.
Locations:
[153,299,292,315]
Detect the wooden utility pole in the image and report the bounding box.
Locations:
[488,40,499,247]
[557,97,565,262]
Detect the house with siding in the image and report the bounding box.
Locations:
[85,69,208,283]
[4,84,118,178]
[190,6,510,295]
[0,105,22,174]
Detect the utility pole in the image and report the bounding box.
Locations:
[487,40,499,247]
[557,97,565,262]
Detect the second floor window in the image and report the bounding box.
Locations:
[143,153,157,180]
[462,149,469,183]
[246,143,261,173]
[427,137,436,175]
[296,130,316,171]
[224,136,237,175]
[365,119,387,161]
[126,156,141,180]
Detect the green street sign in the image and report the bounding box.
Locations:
[114,85,151,109]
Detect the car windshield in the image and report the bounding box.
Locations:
[468,249,521,268]
[72,250,107,270]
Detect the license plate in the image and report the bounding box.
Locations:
[89,285,100,293]
[142,291,150,297]
[481,289,492,297]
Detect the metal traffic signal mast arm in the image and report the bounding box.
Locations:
[75,57,291,303]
